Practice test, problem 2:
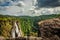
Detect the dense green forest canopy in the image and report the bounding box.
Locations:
[0,14,60,38]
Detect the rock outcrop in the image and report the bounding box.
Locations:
[38,18,60,40]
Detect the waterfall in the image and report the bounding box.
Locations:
[15,22,21,37]
[11,21,22,38]
[11,28,15,38]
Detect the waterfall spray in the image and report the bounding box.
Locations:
[11,21,22,38]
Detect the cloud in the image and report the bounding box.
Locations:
[0,0,23,6]
[0,0,33,16]
[0,0,60,16]
[37,0,60,7]
[0,6,24,16]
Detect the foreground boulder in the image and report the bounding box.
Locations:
[38,18,60,40]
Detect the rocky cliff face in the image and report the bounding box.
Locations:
[0,20,23,38]
[38,18,60,40]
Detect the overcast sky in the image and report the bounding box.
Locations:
[0,0,60,16]
[37,0,60,7]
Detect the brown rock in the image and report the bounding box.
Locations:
[0,36,5,40]
[38,18,60,40]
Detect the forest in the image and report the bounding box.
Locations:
[0,14,60,38]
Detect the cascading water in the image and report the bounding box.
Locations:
[11,21,22,38]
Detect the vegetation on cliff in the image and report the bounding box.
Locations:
[0,14,60,38]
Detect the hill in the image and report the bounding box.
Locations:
[0,14,60,38]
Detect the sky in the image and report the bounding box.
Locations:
[0,0,60,16]
[37,0,60,7]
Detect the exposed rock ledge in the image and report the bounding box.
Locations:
[38,18,60,40]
